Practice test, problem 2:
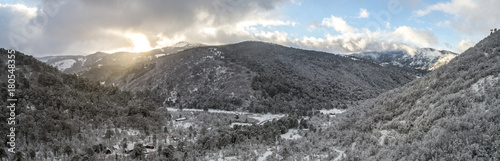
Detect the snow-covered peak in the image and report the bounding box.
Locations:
[350,48,458,71]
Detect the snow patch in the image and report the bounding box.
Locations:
[166,107,286,125]
[230,122,253,128]
[26,105,36,110]
[78,58,86,66]
[251,114,286,125]
[428,54,456,70]
[333,148,345,161]
[51,59,76,71]
[280,129,302,140]
[319,108,346,117]
[257,148,273,161]
[471,75,499,93]
[173,121,193,129]
[155,53,166,58]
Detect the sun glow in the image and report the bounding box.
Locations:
[125,33,152,53]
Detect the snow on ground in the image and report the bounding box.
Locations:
[257,148,273,161]
[333,148,345,161]
[111,128,140,136]
[379,62,389,67]
[471,75,499,93]
[230,122,253,128]
[166,107,239,114]
[429,54,457,70]
[78,57,86,66]
[174,42,188,47]
[280,129,302,140]
[166,107,285,125]
[379,130,388,146]
[52,59,76,71]
[251,114,286,125]
[155,53,166,58]
[319,108,346,117]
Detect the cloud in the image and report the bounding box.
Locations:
[1,0,292,55]
[0,1,443,56]
[391,26,438,47]
[287,15,438,55]
[415,0,500,36]
[321,16,356,34]
[455,39,475,53]
[357,8,370,18]
[0,3,38,48]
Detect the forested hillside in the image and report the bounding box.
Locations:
[0,48,320,160]
[329,30,500,160]
[0,49,166,160]
[37,42,203,74]
[120,41,420,114]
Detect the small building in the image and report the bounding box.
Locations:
[175,117,187,122]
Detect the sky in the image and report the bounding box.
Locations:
[1,0,499,56]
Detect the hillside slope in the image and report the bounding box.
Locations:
[333,31,500,160]
[36,42,203,74]
[0,49,166,159]
[117,41,421,114]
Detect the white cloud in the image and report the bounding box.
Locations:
[0,1,447,57]
[321,16,355,34]
[415,0,500,36]
[391,26,438,47]
[0,3,37,17]
[456,39,475,53]
[0,3,39,47]
[436,21,451,27]
[357,8,370,18]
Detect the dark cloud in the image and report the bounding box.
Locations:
[2,0,289,55]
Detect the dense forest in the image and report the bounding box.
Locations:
[325,29,500,160]
[0,49,164,160]
[116,42,420,115]
[0,49,318,160]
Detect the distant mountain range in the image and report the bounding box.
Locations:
[350,48,458,71]
[36,41,421,114]
[37,42,204,74]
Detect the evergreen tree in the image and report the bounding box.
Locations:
[0,148,7,161]
[14,151,23,161]
[131,143,144,159]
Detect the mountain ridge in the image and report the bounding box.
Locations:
[115,41,421,114]
[350,48,458,71]
[333,30,500,160]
